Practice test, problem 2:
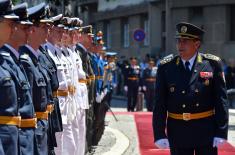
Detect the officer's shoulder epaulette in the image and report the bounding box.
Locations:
[159,54,174,65]
[203,53,221,62]
[20,53,30,61]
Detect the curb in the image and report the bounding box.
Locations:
[112,95,127,101]
[102,127,130,155]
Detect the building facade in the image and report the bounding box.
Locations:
[18,0,235,61]
[78,0,235,61]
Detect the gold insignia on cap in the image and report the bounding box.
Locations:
[195,89,199,93]
[181,26,187,33]
[204,79,209,86]
[170,87,175,92]
[182,90,185,94]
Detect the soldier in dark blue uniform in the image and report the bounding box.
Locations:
[142,59,157,111]
[124,57,141,112]
[0,3,37,155]
[0,1,20,154]
[153,22,228,155]
[19,3,51,155]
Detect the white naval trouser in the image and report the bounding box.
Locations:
[55,124,76,155]
[72,109,86,155]
[55,96,77,155]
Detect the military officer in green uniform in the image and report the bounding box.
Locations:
[153,22,228,155]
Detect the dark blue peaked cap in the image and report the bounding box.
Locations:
[0,0,12,14]
[28,2,52,23]
[0,0,18,19]
[12,2,28,20]
[175,22,205,40]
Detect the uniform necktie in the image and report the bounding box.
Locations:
[185,61,190,73]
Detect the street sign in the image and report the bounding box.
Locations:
[133,29,145,42]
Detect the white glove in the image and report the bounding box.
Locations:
[124,86,128,92]
[213,137,225,148]
[142,86,147,91]
[138,86,142,91]
[96,93,102,103]
[100,90,107,101]
[103,88,108,96]
[155,138,170,149]
[112,83,117,88]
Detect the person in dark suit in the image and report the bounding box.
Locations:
[124,57,141,111]
[152,22,229,155]
[142,59,157,111]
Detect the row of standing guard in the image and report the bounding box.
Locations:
[0,0,117,155]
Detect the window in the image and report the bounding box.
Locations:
[122,18,129,48]
[104,21,111,48]
[189,7,203,22]
[106,22,111,48]
[230,5,235,41]
[144,19,149,46]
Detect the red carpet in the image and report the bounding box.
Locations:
[133,112,235,155]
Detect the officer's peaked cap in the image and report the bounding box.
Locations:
[28,2,52,23]
[50,14,63,25]
[0,0,18,20]
[105,52,117,57]
[175,22,205,40]
[12,2,32,24]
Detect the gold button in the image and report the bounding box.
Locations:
[182,104,186,108]
[196,103,199,107]
[182,90,185,94]
[195,89,199,93]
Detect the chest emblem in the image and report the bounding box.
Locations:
[200,72,213,78]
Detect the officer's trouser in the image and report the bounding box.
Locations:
[34,119,48,155]
[145,88,155,111]
[0,125,18,155]
[19,128,34,155]
[127,84,138,111]
[72,109,86,155]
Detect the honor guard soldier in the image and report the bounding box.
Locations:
[103,52,118,107]
[124,57,141,112]
[142,59,157,111]
[0,1,21,154]
[50,23,75,155]
[0,2,37,155]
[19,3,51,155]
[69,22,89,154]
[153,22,228,155]
[38,13,66,155]
[76,26,96,152]
[90,31,107,146]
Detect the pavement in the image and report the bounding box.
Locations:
[90,98,235,155]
